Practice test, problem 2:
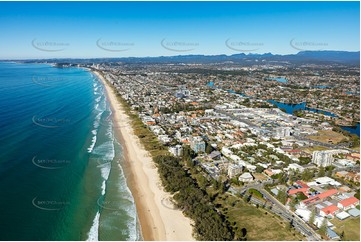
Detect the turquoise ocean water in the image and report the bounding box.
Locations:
[0,62,141,240]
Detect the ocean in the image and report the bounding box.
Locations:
[0,62,141,240]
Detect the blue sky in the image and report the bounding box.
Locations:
[0,1,359,59]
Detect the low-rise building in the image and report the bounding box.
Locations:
[337,197,360,210]
[169,145,183,157]
[238,172,254,182]
[320,205,340,218]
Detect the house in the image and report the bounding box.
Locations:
[288,187,308,196]
[238,172,254,183]
[337,197,360,210]
[286,163,304,172]
[344,172,360,183]
[320,205,340,218]
[264,169,274,176]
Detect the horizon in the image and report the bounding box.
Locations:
[1,49,360,61]
[0,1,359,59]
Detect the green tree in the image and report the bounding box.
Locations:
[318,167,325,177]
[309,208,316,226]
[301,169,314,181]
[340,231,345,240]
[355,189,360,199]
[276,188,288,205]
[319,218,328,235]
[205,143,213,154]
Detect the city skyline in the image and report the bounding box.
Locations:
[0,1,359,59]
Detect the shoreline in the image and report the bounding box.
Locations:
[92,70,194,241]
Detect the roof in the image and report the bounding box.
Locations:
[321,205,339,215]
[209,151,221,159]
[271,188,279,196]
[315,204,325,209]
[347,208,360,217]
[302,189,338,206]
[336,211,350,220]
[296,180,309,189]
[326,228,339,239]
[338,197,359,207]
[288,187,308,195]
[319,189,338,199]
[239,172,253,179]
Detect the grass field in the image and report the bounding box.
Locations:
[307,130,348,144]
[254,172,268,181]
[216,194,304,241]
[331,217,360,241]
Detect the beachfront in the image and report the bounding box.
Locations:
[93,71,194,241]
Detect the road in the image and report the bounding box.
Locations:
[229,182,322,241]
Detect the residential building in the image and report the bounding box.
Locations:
[312,150,349,167]
[169,145,183,157]
[190,136,206,153]
[228,164,243,178]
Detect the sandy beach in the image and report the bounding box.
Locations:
[93,71,194,241]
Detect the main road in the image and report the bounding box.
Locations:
[229,182,321,241]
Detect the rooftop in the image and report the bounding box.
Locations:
[338,196,359,207]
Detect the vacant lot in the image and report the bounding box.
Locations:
[254,172,268,181]
[331,217,360,241]
[216,194,304,241]
[307,130,348,144]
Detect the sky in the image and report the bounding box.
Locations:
[0,1,359,59]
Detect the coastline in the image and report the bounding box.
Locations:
[92,70,194,241]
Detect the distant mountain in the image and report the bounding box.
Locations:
[294,50,360,64]
[11,50,360,66]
